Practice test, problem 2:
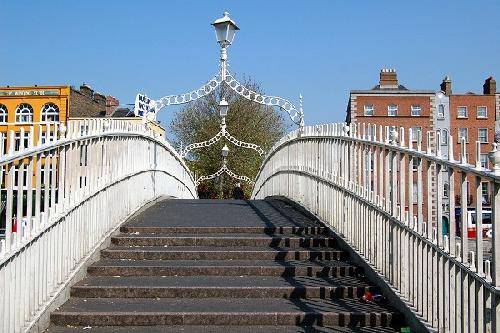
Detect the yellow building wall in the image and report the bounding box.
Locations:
[0,86,70,151]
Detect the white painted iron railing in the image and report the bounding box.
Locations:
[253,123,500,333]
[0,119,197,333]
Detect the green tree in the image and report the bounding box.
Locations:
[171,79,288,198]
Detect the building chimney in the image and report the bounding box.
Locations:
[106,95,120,116]
[80,83,94,98]
[483,76,496,95]
[440,75,452,95]
[379,68,398,89]
[93,92,106,106]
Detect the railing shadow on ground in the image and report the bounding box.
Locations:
[252,122,500,333]
[248,198,400,330]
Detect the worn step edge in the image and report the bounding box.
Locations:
[44,325,402,333]
[111,237,336,247]
[87,265,362,277]
[101,249,346,261]
[51,311,401,327]
[120,226,329,235]
[70,286,377,298]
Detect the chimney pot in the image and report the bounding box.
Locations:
[379,68,398,88]
[484,76,496,95]
[440,75,452,96]
[80,83,94,98]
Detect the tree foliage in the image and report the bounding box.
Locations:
[170,79,288,198]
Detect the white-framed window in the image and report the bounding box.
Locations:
[480,154,489,169]
[457,106,468,118]
[366,125,375,140]
[458,128,469,143]
[443,183,449,199]
[412,157,420,171]
[13,166,29,188]
[411,105,422,116]
[364,104,374,116]
[411,126,422,143]
[41,103,60,122]
[40,130,56,145]
[478,128,488,143]
[388,125,397,142]
[437,104,445,119]
[0,104,7,123]
[441,129,449,145]
[15,103,33,123]
[481,182,490,204]
[477,106,487,118]
[14,131,29,151]
[40,165,57,186]
[387,104,398,116]
[80,125,90,136]
[412,182,418,203]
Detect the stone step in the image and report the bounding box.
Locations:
[102,246,346,261]
[71,276,376,299]
[120,226,330,235]
[111,233,336,247]
[50,298,402,327]
[45,325,402,332]
[88,259,361,277]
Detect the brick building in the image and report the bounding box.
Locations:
[346,69,436,222]
[346,69,498,229]
[445,76,497,207]
[70,84,109,118]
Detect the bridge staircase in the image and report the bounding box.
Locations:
[46,198,406,332]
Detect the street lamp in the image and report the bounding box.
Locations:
[212,12,239,48]
[221,144,229,159]
[220,144,230,199]
[219,98,229,117]
[138,12,304,130]
[212,12,239,81]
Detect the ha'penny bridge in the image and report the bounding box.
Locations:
[1,12,500,333]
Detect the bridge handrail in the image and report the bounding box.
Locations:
[0,119,197,333]
[253,122,500,332]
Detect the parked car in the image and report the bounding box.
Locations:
[454,207,492,239]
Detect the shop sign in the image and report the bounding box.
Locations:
[0,90,60,97]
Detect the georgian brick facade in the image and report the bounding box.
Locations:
[346,69,497,227]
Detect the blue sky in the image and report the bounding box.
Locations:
[1,1,499,128]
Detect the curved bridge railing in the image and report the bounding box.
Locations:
[0,119,197,333]
[253,122,500,332]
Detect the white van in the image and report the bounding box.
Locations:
[453,208,492,239]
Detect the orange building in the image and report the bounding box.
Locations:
[0,86,70,152]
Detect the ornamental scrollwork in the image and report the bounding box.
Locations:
[195,163,253,186]
[180,123,265,158]
[181,130,224,157]
[154,74,223,112]
[224,132,265,156]
[151,71,304,127]
[224,71,303,126]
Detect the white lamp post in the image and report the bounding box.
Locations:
[219,98,229,117]
[139,12,304,130]
[212,12,239,80]
[212,12,239,47]
[220,144,230,198]
[221,144,230,159]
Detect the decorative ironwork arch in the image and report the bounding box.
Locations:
[196,162,253,186]
[224,71,303,126]
[154,73,223,111]
[180,119,265,158]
